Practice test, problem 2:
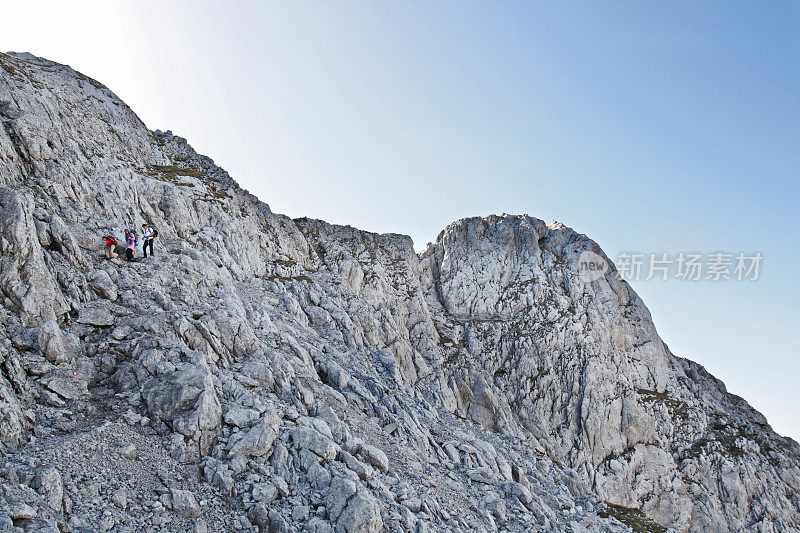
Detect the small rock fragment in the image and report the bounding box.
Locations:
[120,443,138,460]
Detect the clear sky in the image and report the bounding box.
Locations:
[4,1,799,440]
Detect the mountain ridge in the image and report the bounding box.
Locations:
[0,50,798,532]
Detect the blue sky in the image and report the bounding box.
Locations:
[4,1,799,440]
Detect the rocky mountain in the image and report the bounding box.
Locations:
[0,51,797,533]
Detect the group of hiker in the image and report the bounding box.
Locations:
[102,223,158,262]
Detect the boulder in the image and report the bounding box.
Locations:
[35,465,63,512]
[317,359,349,391]
[8,503,36,520]
[37,320,68,365]
[42,373,88,401]
[337,491,383,533]
[87,269,118,301]
[326,476,357,521]
[290,426,337,461]
[229,421,278,457]
[120,443,138,460]
[76,307,115,327]
[171,489,201,518]
[223,407,260,428]
[358,444,389,474]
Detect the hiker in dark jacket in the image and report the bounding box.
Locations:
[124,229,136,261]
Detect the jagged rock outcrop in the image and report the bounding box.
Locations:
[0,51,797,532]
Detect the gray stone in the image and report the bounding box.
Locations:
[212,468,234,496]
[304,517,334,533]
[223,407,260,428]
[35,465,63,512]
[76,307,115,327]
[339,450,373,480]
[358,444,389,474]
[248,503,269,530]
[112,488,128,509]
[291,427,337,461]
[0,188,69,327]
[401,498,422,513]
[120,443,138,460]
[229,421,278,457]
[42,374,88,401]
[337,491,383,533]
[8,503,36,520]
[171,489,201,518]
[37,321,68,365]
[307,463,332,489]
[229,453,248,475]
[292,505,310,522]
[326,476,357,521]
[252,481,278,504]
[87,269,118,300]
[468,467,496,484]
[511,482,533,505]
[318,359,349,391]
[269,510,292,533]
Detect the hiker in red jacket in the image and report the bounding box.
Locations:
[103,234,118,259]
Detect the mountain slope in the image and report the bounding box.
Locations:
[0,51,797,532]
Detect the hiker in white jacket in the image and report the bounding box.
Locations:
[141,223,155,258]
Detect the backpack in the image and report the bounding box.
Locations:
[152,228,159,238]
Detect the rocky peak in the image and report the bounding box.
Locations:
[0,51,798,532]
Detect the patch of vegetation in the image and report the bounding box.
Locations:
[0,55,17,75]
[635,387,690,420]
[438,335,456,346]
[0,52,37,82]
[147,164,199,187]
[148,163,233,206]
[265,274,312,284]
[635,388,669,402]
[75,71,106,90]
[150,164,205,179]
[0,53,41,87]
[598,502,668,533]
[690,407,799,467]
[685,418,748,460]
[602,445,637,465]
[275,258,297,267]
[197,185,231,205]
[621,299,637,319]
[441,350,463,368]
[434,320,462,351]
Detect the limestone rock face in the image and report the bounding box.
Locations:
[0,51,797,533]
[0,188,69,327]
